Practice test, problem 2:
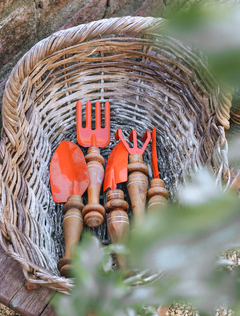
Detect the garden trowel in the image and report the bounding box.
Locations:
[49,140,89,277]
[104,141,129,268]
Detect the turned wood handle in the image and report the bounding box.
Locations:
[148,179,169,214]
[82,146,105,228]
[58,195,84,277]
[105,189,129,268]
[127,153,148,228]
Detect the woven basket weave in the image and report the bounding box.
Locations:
[0,16,233,293]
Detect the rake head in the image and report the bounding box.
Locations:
[77,100,110,148]
[115,129,151,155]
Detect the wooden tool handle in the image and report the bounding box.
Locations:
[82,146,105,228]
[148,179,169,213]
[105,189,129,268]
[58,195,84,277]
[127,154,148,228]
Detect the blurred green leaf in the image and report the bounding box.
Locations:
[52,233,150,316]
[165,2,240,87]
[228,135,240,166]
[142,306,158,315]
[53,168,240,315]
[105,244,130,256]
[128,168,240,312]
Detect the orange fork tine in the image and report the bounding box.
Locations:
[95,100,101,129]
[86,100,92,129]
[77,100,110,148]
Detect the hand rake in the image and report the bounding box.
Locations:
[77,100,110,228]
[115,129,151,228]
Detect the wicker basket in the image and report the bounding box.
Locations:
[0,16,234,293]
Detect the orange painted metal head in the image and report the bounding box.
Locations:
[115,129,151,155]
[104,141,129,191]
[49,141,89,202]
[77,100,110,148]
[152,127,160,179]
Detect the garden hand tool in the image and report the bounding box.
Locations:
[115,129,151,228]
[77,100,110,228]
[49,140,89,277]
[104,141,129,268]
[148,127,169,213]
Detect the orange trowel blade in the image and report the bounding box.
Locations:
[49,140,89,203]
[104,141,128,191]
[152,127,160,179]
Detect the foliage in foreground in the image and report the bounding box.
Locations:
[165,0,240,88]
[52,168,240,316]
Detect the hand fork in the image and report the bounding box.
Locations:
[115,128,151,228]
[77,100,110,228]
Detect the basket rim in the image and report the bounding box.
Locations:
[2,16,168,147]
[2,15,233,149]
